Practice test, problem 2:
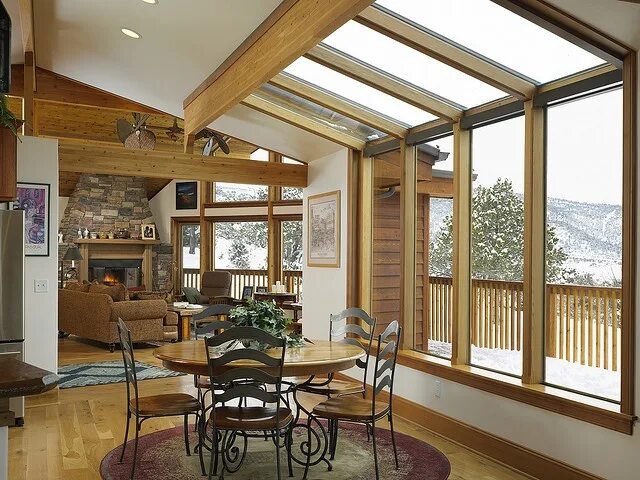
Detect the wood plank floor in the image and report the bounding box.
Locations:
[8,337,529,479]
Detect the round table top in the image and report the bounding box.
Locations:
[154,340,363,377]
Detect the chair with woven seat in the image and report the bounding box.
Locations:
[117,318,200,480]
[302,321,401,480]
[201,326,293,479]
[294,307,376,457]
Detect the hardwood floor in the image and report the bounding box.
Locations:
[8,336,529,479]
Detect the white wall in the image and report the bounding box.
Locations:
[16,136,59,373]
[302,149,349,340]
[149,180,200,243]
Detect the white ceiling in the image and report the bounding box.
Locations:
[23,0,341,161]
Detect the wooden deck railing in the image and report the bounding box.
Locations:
[427,277,621,371]
[181,268,302,300]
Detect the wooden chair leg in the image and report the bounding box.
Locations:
[119,411,130,463]
[389,412,399,469]
[183,414,191,456]
[371,420,379,480]
[130,420,140,480]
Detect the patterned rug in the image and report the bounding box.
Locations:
[100,422,451,479]
[57,361,185,389]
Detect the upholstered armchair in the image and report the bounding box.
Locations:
[198,271,234,305]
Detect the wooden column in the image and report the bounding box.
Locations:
[400,142,417,348]
[346,149,360,308]
[199,181,213,276]
[451,123,472,366]
[522,100,546,384]
[358,155,374,315]
[423,194,431,352]
[22,52,34,136]
[268,152,282,286]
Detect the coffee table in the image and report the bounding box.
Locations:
[167,305,206,341]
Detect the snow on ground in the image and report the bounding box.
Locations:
[427,341,620,401]
[182,247,200,269]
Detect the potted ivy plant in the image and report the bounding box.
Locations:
[0,94,23,202]
[230,299,304,350]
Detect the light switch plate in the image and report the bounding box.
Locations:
[34,279,48,293]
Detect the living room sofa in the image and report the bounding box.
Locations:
[59,283,178,351]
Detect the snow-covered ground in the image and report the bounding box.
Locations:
[427,341,620,401]
[182,243,268,270]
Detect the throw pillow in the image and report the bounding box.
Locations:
[183,286,201,304]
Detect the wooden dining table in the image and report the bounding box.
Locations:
[153,339,363,474]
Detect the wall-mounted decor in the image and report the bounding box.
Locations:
[10,182,50,256]
[141,223,156,240]
[176,181,198,210]
[307,190,340,268]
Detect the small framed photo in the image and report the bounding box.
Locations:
[255,286,268,293]
[176,181,198,210]
[10,182,50,256]
[307,190,340,268]
[241,286,254,300]
[141,223,156,240]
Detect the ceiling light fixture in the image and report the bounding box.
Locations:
[121,28,141,39]
[142,0,158,4]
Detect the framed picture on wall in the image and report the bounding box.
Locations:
[10,182,50,256]
[307,190,340,268]
[176,181,198,210]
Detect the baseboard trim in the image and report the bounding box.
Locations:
[335,373,604,480]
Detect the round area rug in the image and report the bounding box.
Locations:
[100,422,451,480]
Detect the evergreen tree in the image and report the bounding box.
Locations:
[228,239,250,269]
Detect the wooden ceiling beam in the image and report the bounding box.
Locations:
[58,140,308,188]
[305,44,462,121]
[356,5,537,100]
[269,72,408,138]
[183,0,374,135]
[241,93,366,150]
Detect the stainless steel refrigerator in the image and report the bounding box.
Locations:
[0,210,25,424]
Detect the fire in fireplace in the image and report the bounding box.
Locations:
[89,259,143,287]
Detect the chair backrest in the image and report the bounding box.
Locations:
[192,304,234,339]
[329,307,376,385]
[372,321,401,413]
[117,318,139,412]
[196,319,235,338]
[200,271,232,298]
[205,326,286,411]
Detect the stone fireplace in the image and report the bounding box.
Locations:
[59,174,172,291]
[88,259,143,287]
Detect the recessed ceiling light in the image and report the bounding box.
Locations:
[121,28,141,39]
[142,0,158,4]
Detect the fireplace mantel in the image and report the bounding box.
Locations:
[76,239,159,287]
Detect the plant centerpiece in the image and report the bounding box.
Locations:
[230,299,304,350]
[0,94,23,202]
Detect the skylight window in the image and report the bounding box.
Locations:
[284,57,437,126]
[376,0,605,83]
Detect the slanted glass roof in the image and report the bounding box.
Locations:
[376,0,605,83]
[254,83,387,142]
[284,57,437,126]
[323,20,506,108]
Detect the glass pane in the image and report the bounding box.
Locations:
[285,57,437,126]
[250,148,269,161]
[470,117,525,377]
[255,83,386,141]
[282,220,303,271]
[214,221,268,270]
[545,89,622,402]
[376,0,605,83]
[423,134,454,359]
[181,224,200,289]
[323,21,505,107]
[215,183,268,202]
[282,187,303,200]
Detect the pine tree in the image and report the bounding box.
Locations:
[228,239,250,269]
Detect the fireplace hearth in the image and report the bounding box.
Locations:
[89,259,142,287]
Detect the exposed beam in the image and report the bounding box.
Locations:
[22,53,34,136]
[270,72,408,138]
[183,0,374,135]
[306,44,463,120]
[58,140,308,187]
[241,93,365,150]
[357,5,537,100]
[490,0,629,68]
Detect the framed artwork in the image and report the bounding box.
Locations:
[176,181,198,210]
[10,182,50,257]
[307,190,340,268]
[141,223,156,240]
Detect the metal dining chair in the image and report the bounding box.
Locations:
[201,326,294,480]
[117,318,200,480]
[294,307,376,458]
[302,320,402,480]
[191,303,233,340]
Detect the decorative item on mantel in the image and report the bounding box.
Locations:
[114,228,130,239]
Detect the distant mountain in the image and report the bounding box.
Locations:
[428,196,621,283]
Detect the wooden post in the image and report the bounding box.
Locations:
[522,100,546,384]
[22,51,34,136]
[199,181,213,277]
[451,123,471,366]
[400,142,417,349]
[268,152,282,287]
[346,149,360,308]
[358,155,374,315]
[423,194,431,352]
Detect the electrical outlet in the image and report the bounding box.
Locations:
[434,380,442,398]
[34,279,48,293]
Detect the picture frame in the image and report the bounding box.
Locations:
[255,286,268,293]
[307,190,340,268]
[175,181,198,210]
[241,285,255,300]
[141,223,156,240]
[10,182,50,257]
